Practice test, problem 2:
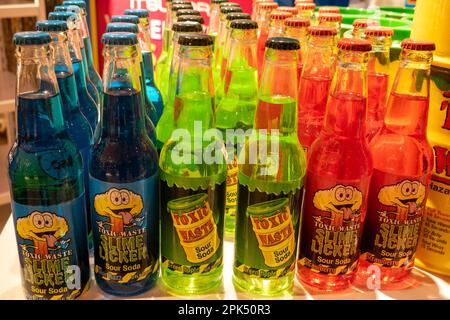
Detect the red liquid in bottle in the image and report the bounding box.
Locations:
[297,76,332,150]
[366,72,389,142]
[220,57,228,81]
[257,30,269,78]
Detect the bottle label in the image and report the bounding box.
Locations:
[361,171,426,268]
[225,156,238,219]
[90,175,159,284]
[160,180,225,275]
[299,180,366,276]
[12,195,89,300]
[234,186,301,279]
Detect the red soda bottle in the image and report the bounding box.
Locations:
[255,2,280,76]
[297,26,336,154]
[358,40,436,288]
[364,27,394,142]
[352,19,379,39]
[297,38,373,291]
[285,17,311,82]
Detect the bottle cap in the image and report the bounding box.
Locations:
[295,0,314,3]
[111,15,139,25]
[36,20,68,32]
[220,2,240,8]
[353,19,379,28]
[258,2,279,10]
[226,12,251,21]
[364,26,394,37]
[106,22,139,34]
[296,3,316,10]
[318,6,340,14]
[270,11,293,20]
[124,9,149,18]
[176,9,201,17]
[278,6,299,16]
[337,38,372,52]
[401,39,436,51]
[318,13,342,23]
[173,0,192,3]
[230,19,258,30]
[54,5,70,12]
[285,17,310,28]
[177,15,205,25]
[221,6,243,14]
[102,32,138,46]
[178,34,214,46]
[13,31,52,45]
[172,4,194,12]
[307,25,337,36]
[172,21,203,33]
[62,0,86,9]
[266,37,300,50]
[48,11,78,22]
[212,0,228,3]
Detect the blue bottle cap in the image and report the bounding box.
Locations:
[36,20,68,32]
[124,9,149,18]
[102,32,138,46]
[111,15,139,25]
[62,0,86,9]
[106,23,139,34]
[48,11,78,22]
[54,5,70,12]
[13,31,52,45]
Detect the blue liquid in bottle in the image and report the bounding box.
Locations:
[143,51,164,122]
[73,59,98,132]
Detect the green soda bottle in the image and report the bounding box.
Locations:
[160,34,227,295]
[216,19,259,236]
[155,21,203,151]
[233,37,307,296]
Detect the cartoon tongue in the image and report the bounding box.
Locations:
[408,202,417,214]
[121,211,133,224]
[343,207,353,220]
[43,234,57,247]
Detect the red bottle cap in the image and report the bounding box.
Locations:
[307,25,337,36]
[401,39,436,51]
[337,38,372,52]
[258,2,279,10]
[285,17,310,28]
[353,19,379,28]
[270,11,293,20]
[296,3,316,10]
[295,0,314,3]
[364,26,394,37]
[318,6,340,14]
[318,13,343,23]
[278,6,299,15]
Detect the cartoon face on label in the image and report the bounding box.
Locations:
[377,180,426,221]
[313,185,363,227]
[16,211,69,255]
[94,188,144,233]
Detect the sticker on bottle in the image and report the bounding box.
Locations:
[225,156,238,218]
[90,174,159,285]
[12,194,90,300]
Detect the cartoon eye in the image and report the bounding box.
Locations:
[401,182,413,197]
[345,188,353,200]
[43,214,53,228]
[411,182,419,195]
[32,214,45,229]
[110,190,122,206]
[335,187,346,202]
[120,191,130,205]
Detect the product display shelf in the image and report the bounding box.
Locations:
[1,215,449,300]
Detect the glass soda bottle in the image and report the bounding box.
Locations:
[156,21,203,151]
[105,22,157,146]
[234,37,306,295]
[318,13,343,37]
[358,40,436,287]
[297,26,336,154]
[160,34,227,294]
[364,26,393,142]
[297,38,373,291]
[177,14,205,25]
[296,2,316,21]
[90,32,159,296]
[124,9,163,125]
[9,31,90,300]
[255,2,279,78]
[352,19,379,39]
[216,19,259,236]
[48,11,98,132]
[63,1,103,101]
[208,0,228,37]
[284,17,310,79]
[49,11,100,109]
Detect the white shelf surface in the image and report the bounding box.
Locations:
[0,215,449,300]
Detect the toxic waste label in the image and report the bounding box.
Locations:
[299,183,365,275]
[169,194,220,264]
[225,157,238,218]
[361,171,426,268]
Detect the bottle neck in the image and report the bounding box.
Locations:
[163,4,173,52]
[208,4,221,36]
[16,45,65,142]
[298,9,314,19]
[217,15,227,45]
[268,19,287,37]
[324,50,369,138]
[384,49,432,137]
[142,51,155,84]
[101,44,146,139]
[366,35,392,76]
[256,9,272,28]
[302,35,335,79]
[286,26,308,53]
[228,29,258,70]
[138,17,152,53]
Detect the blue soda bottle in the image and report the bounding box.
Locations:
[124,9,163,124]
[48,11,99,133]
[106,22,157,146]
[48,11,100,112]
[63,1,103,101]
[8,31,90,300]
[90,32,159,296]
